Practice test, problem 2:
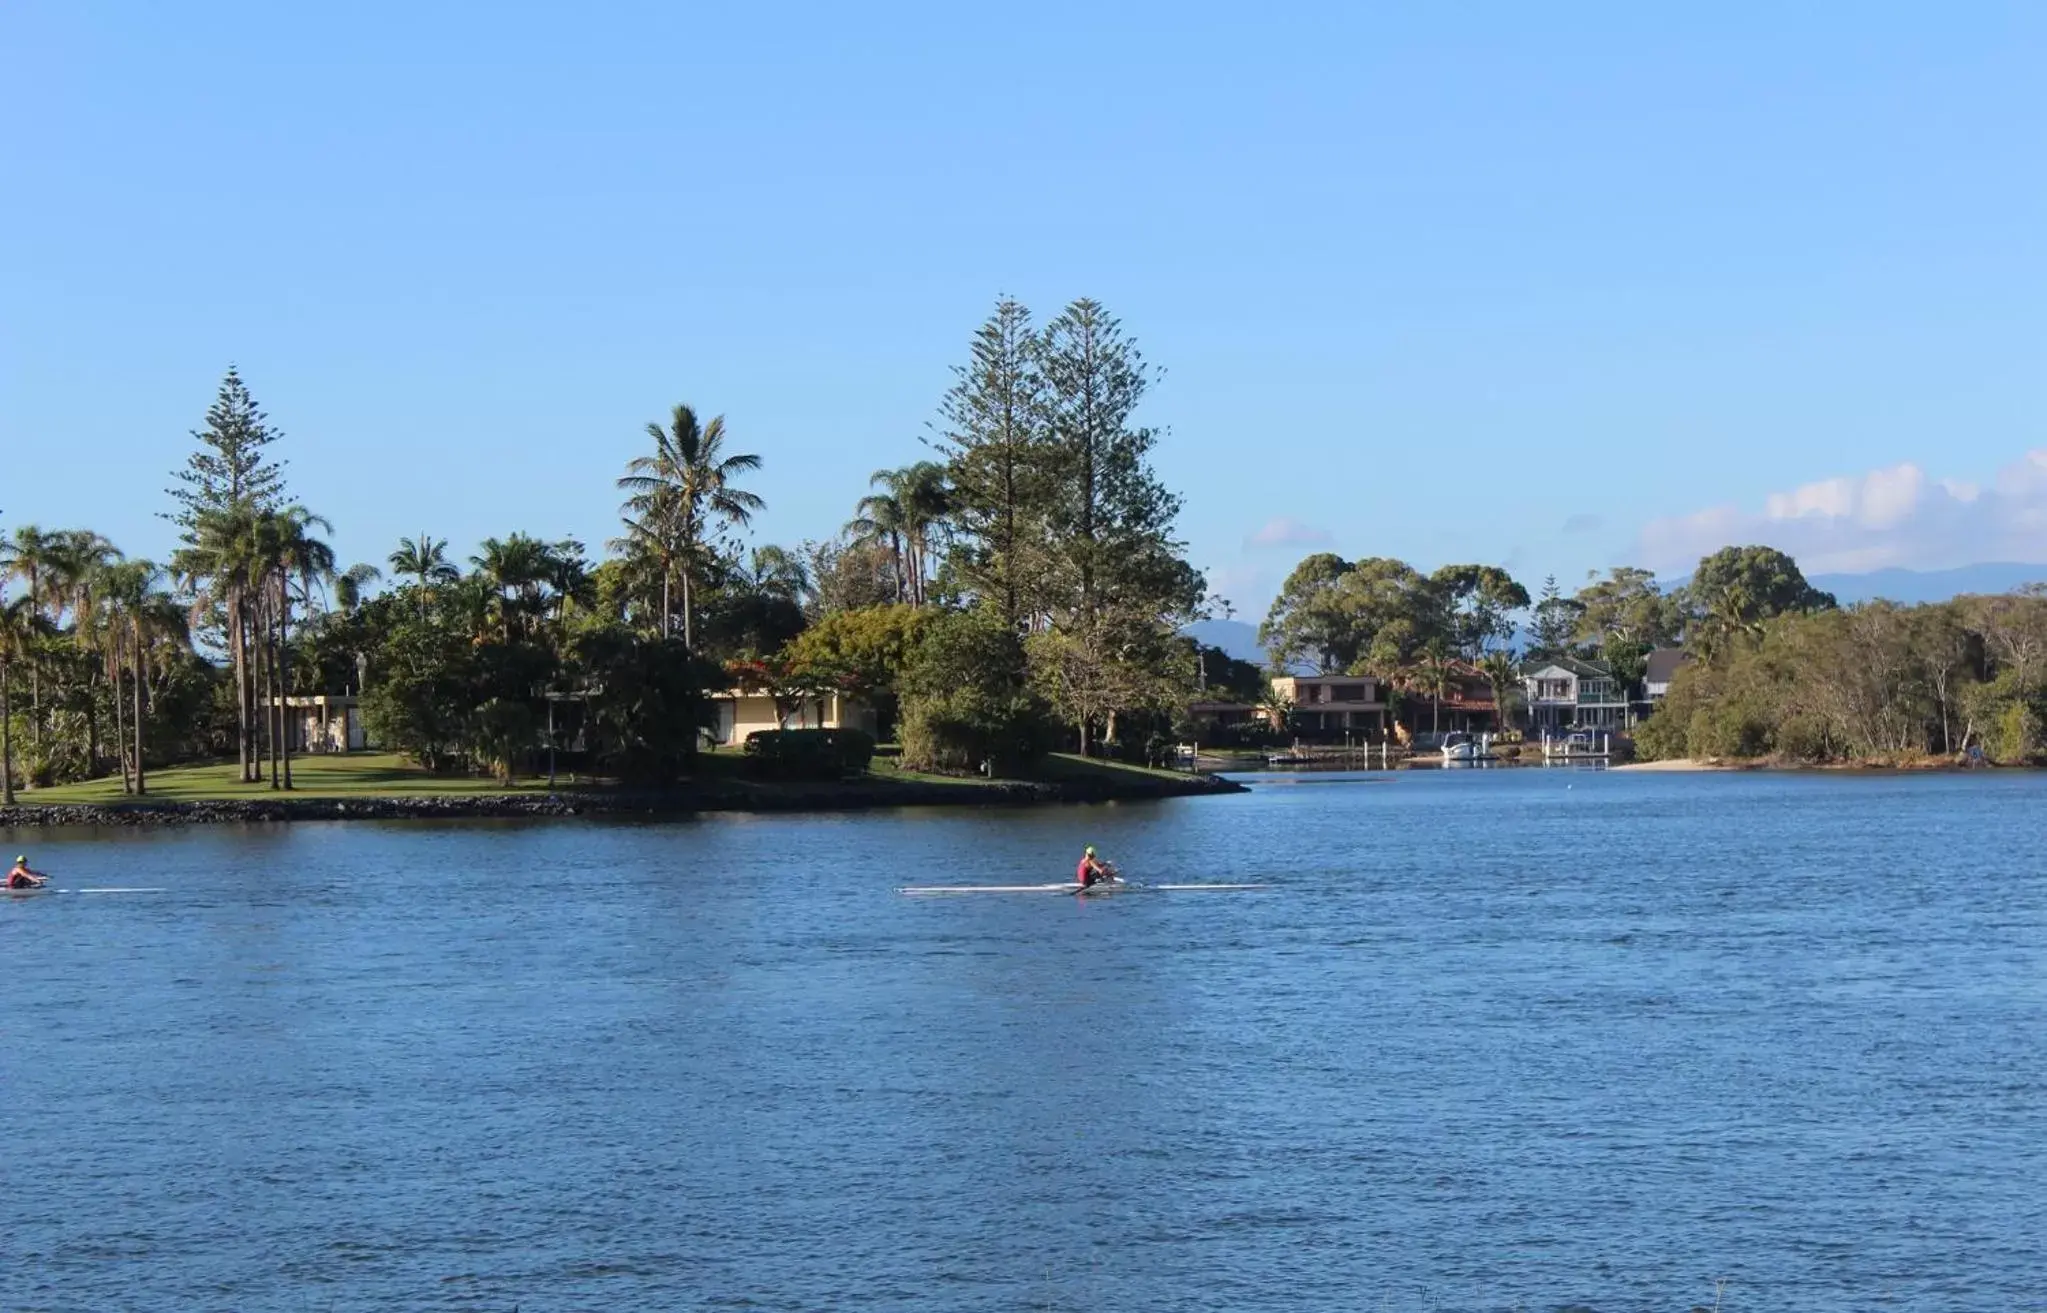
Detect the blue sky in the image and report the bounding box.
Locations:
[4,2,2042,619]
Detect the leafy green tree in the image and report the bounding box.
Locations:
[779,604,932,725]
[1685,546,1834,636]
[1259,555,1438,676]
[572,630,718,785]
[1195,644,1265,703]
[1573,567,1681,650]
[616,403,764,648]
[1430,564,1529,658]
[899,608,1054,773]
[360,614,478,772]
[801,532,898,619]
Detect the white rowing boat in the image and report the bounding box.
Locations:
[896,880,1265,896]
[4,887,167,895]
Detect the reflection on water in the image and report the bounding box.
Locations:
[5,770,2045,1311]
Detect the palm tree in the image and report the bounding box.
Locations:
[1478,650,1522,735]
[1403,639,1454,736]
[849,485,909,603]
[389,533,457,619]
[175,506,264,781]
[265,508,335,790]
[616,403,764,648]
[0,594,40,804]
[2,525,58,743]
[51,532,123,776]
[96,560,169,794]
[333,563,383,613]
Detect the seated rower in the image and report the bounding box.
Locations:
[1076,845,1115,891]
[7,855,48,890]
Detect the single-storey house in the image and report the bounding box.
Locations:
[270,694,370,753]
[706,688,877,747]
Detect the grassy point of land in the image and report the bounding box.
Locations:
[20,754,557,804]
[15,749,1213,807]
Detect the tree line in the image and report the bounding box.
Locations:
[1252,544,1852,736]
[1,297,1220,794]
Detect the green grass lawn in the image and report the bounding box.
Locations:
[18,753,554,804]
[14,748,1202,806]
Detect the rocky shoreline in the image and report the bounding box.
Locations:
[0,771,1246,828]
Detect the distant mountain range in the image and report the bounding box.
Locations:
[1185,618,1265,663]
[1185,563,2047,666]
[1807,563,2047,605]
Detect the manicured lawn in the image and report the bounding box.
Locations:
[13,748,1204,806]
[18,753,554,804]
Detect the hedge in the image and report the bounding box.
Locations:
[742,728,877,781]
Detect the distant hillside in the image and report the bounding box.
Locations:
[1184,618,1265,663]
[1808,563,2047,606]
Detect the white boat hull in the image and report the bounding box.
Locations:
[896,881,1265,896]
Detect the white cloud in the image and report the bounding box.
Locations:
[1639,450,2047,575]
[1244,517,1333,550]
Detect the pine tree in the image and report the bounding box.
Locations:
[935,299,1051,631]
[1529,573,1584,658]
[165,367,289,782]
[1038,298,1185,627]
[168,366,286,539]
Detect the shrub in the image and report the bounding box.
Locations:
[743,728,877,781]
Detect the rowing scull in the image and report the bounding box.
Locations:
[896,881,1264,896]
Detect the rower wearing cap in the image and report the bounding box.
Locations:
[1076,845,1114,891]
[6,855,48,890]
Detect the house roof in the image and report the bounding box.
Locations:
[1522,654,1613,679]
[1644,647,1690,683]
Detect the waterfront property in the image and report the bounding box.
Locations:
[1267,673,1387,739]
[268,695,370,753]
[1186,700,1259,733]
[706,687,878,747]
[1520,655,1629,731]
[1399,660,1499,736]
[1643,647,1688,706]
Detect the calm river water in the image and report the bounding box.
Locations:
[3,770,2044,1312]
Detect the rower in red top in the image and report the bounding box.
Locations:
[7,855,48,890]
[1075,845,1114,892]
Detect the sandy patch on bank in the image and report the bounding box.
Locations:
[1612,758,1733,772]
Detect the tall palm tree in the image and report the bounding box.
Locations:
[0,594,39,804]
[389,533,458,588]
[265,508,335,790]
[333,562,383,613]
[896,461,950,605]
[2,525,58,743]
[1479,650,1522,735]
[97,560,169,794]
[1403,638,1454,735]
[848,486,909,603]
[53,532,123,776]
[389,533,457,619]
[175,506,263,781]
[616,403,764,648]
[471,533,556,641]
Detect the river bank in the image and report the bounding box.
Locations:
[0,768,1244,828]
